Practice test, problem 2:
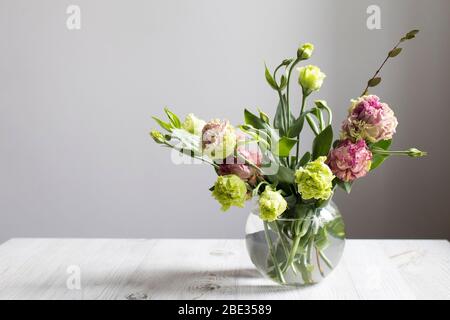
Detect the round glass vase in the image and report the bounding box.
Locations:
[245,201,345,286]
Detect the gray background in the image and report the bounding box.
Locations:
[0,0,449,243]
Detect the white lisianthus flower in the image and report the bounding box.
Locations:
[201,119,237,160]
[182,113,206,136]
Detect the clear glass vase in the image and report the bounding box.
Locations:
[245,201,345,286]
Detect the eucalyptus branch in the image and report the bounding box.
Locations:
[361,29,419,96]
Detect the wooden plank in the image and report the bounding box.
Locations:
[0,238,448,299]
[380,240,450,300]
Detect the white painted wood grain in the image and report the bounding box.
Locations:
[0,239,448,300]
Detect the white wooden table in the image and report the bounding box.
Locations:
[0,238,448,300]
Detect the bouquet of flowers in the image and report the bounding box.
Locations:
[150,30,426,285]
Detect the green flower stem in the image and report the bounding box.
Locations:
[316,109,325,131]
[372,147,427,157]
[318,249,333,269]
[319,104,333,126]
[305,114,320,136]
[306,236,314,265]
[274,221,290,259]
[276,90,288,137]
[282,232,301,273]
[315,246,325,277]
[263,221,285,284]
[236,151,263,174]
[295,93,308,166]
[299,254,313,284]
[286,58,301,125]
[163,142,219,168]
[361,38,402,96]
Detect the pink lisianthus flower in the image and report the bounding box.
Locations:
[217,133,262,186]
[341,95,398,143]
[326,139,372,182]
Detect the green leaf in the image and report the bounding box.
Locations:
[368,77,382,87]
[274,136,297,157]
[284,194,298,209]
[279,74,287,90]
[273,98,284,134]
[287,109,314,138]
[312,125,333,159]
[315,227,330,250]
[152,116,173,132]
[281,58,294,66]
[244,109,266,130]
[314,100,329,109]
[258,108,270,124]
[297,151,311,168]
[336,179,353,194]
[293,203,311,220]
[326,216,345,239]
[264,64,278,90]
[370,139,392,170]
[273,95,293,136]
[388,47,402,57]
[332,139,341,149]
[266,166,295,185]
[164,108,181,128]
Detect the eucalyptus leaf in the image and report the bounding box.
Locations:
[388,47,402,57]
[368,77,382,87]
[406,29,419,38]
[312,125,333,159]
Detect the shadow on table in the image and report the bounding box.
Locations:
[107,268,304,299]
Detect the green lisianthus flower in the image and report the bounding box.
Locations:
[259,187,287,222]
[298,43,314,59]
[212,175,247,211]
[298,65,326,92]
[295,156,334,200]
[150,130,165,144]
[182,113,206,136]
